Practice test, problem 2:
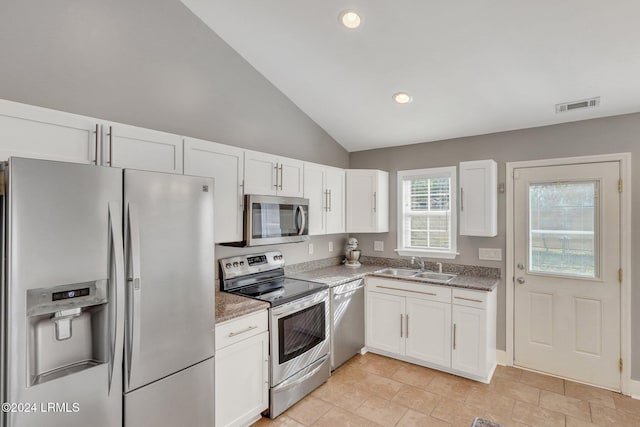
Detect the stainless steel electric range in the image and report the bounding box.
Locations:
[219,251,331,418]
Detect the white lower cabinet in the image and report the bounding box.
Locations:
[215,311,269,427]
[366,277,496,383]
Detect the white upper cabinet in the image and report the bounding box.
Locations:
[184,138,244,243]
[103,123,183,174]
[0,100,99,164]
[303,162,345,235]
[346,169,389,233]
[244,151,303,197]
[459,159,497,236]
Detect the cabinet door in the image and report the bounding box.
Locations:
[346,170,376,232]
[303,163,326,235]
[325,167,345,234]
[215,331,269,427]
[366,291,405,355]
[452,305,486,377]
[278,157,304,197]
[0,100,98,164]
[184,138,244,243]
[459,159,497,236]
[405,298,451,367]
[106,124,183,173]
[244,151,278,196]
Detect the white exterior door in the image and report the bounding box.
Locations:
[366,292,404,355]
[183,138,244,243]
[514,162,621,390]
[405,298,451,366]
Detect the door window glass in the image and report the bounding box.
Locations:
[278,302,325,363]
[528,181,599,278]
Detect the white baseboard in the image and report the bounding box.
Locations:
[629,379,640,399]
[496,350,510,366]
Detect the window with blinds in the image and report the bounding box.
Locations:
[397,167,457,258]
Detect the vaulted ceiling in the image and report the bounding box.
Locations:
[182,0,640,152]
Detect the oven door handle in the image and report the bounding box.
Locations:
[272,356,327,393]
[296,205,306,235]
[271,291,328,318]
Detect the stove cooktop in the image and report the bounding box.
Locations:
[230,277,328,307]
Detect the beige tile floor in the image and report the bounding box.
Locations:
[252,352,640,427]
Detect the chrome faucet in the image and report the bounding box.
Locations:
[436,262,443,273]
[411,257,425,270]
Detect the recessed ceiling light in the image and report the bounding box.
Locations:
[393,92,413,104]
[340,10,361,29]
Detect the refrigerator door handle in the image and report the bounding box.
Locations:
[108,202,125,393]
[126,203,142,386]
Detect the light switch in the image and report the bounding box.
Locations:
[328,241,333,252]
[374,241,384,251]
[308,243,314,255]
[479,248,502,261]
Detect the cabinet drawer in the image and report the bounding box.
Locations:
[367,277,451,303]
[452,288,488,309]
[216,310,268,351]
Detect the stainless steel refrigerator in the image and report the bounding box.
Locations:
[1,158,215,427]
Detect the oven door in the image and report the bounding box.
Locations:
[246,195,309,246]
[270,290,330,386]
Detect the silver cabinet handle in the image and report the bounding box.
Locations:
[107,125,113,166]
[228,325,258,338]
[377,285,437,297]
[400,314,403,337]
[94,124,99,165]
[324,189,329,212]
[240,180,244,208]
[460,188,464,211]
[279,164,283,190]
[273,164,279,189]
[453,324,457,350]
[454,296,483,303]
[373,191,377,212]
[328,189,332,212]
[406,314,409,338]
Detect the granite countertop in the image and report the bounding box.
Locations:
[289,264,382,287]
[215,289,269,323]
[291,264,498,291]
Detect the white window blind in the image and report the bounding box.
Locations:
[397,167,457,258]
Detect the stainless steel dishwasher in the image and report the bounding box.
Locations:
[330,278,365,370]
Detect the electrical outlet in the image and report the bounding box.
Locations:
[479,248,502,261]
[374,241,384,251]
[328,241,333,252]
[308,243,314,255]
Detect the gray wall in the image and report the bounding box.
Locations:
[0,0,350,268]
[350,112,640,378]
[0,0,348,168]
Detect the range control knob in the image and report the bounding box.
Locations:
[225,263,232,269]
[239,261,245,266]
[233,262,239,267]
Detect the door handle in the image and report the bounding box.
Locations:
[273,164,279,189]
[324,190,329,212]
[107,125,113,166]
[373,192,377,212]
[107,202,125,393]
[516,277,526,284]
[328,189,332,212]
[296,205,306,235]
[126,203,142,386]
[406,314,409,338]
[460,187,464,211]
[400,314,403,337]
[279,164,283,190]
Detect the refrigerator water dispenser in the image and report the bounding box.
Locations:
[26,280,109,386]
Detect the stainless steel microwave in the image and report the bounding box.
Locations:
[244,195,309,246]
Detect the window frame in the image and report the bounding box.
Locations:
[395,166,458,259]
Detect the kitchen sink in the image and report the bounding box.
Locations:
[375,268,420,277]
[411,271,457,283]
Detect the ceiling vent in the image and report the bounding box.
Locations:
[555,97,600,113]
